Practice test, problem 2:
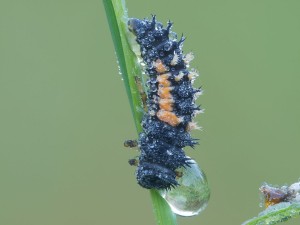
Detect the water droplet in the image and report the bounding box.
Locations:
[117,65,122,75]
[169,32,177,41]
[164,42,172,51]
[159,158,210,216]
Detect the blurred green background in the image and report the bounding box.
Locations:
[1,0,300,224]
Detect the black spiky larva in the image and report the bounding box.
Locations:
[127,16,202,190]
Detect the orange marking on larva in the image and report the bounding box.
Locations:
[158,87,173,99]
[159,98,174,111]
[154,59,168,73]
[159,102,173,111]
[156,110,182,126]
[157,73,170,87]
[156,71,179,125]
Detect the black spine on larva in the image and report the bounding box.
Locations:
[128,16,200,190]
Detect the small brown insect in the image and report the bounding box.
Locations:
[260,184,296,208]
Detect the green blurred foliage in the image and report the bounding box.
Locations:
[0,0,299,224]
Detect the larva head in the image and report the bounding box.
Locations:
[128,16,157,38]
[136,162,178,189]
[128,18,144,35]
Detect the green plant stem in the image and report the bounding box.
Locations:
[243,203,300,225]
[150,190,178,225]
[103,0,178,224]
[103,0,142,130]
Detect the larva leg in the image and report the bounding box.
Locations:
[128,158,139,166]
[124,140,138,148]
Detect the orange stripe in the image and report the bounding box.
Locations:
[158,87,172,99]
[156,110,182,126]
[159,99,174,111]
[154,59,168,73]
[157,73,170,87]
